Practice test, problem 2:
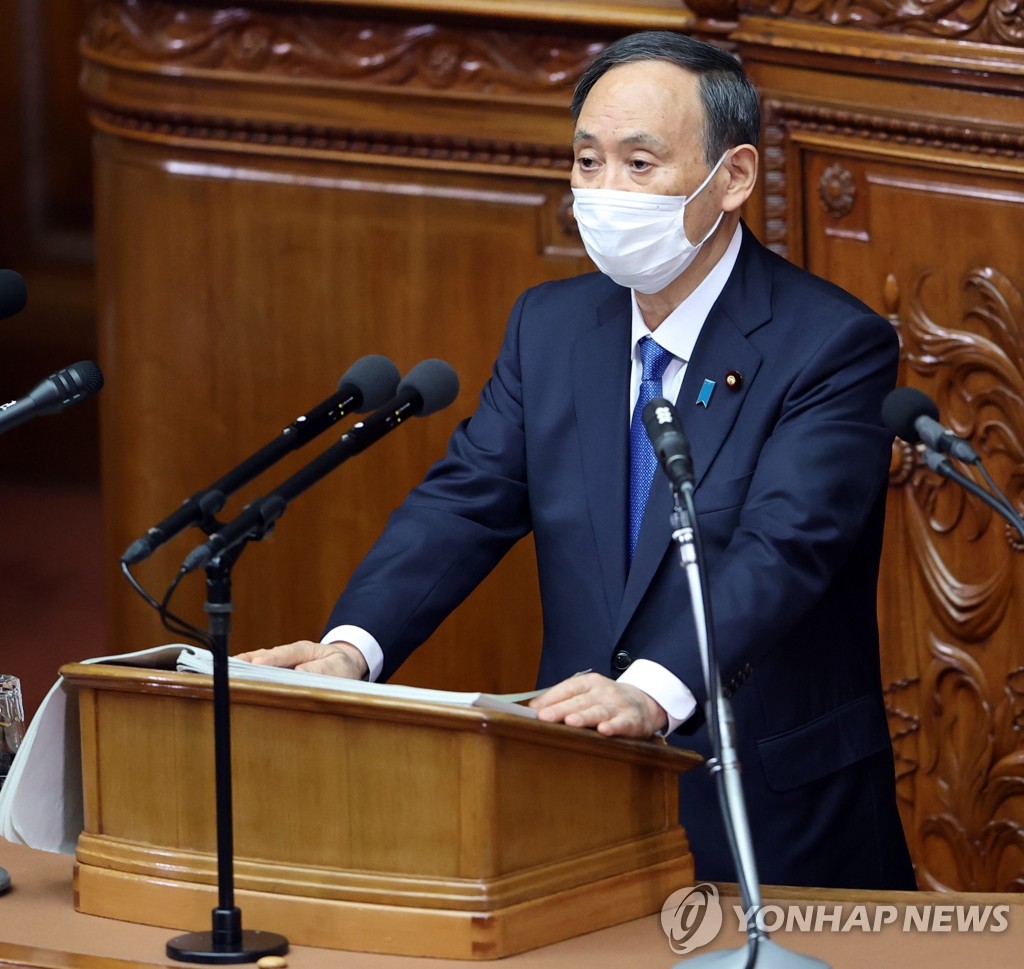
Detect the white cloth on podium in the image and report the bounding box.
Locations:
[0,645,188,854]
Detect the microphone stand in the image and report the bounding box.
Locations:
[166,545,289,964]
[157,358,455,959]
[923,450,1024,541]
[668,482,828,969]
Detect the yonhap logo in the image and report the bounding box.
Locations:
[658,886,1012,955]
[660,882,724,954]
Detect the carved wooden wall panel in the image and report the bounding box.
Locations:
[883,258,1024,891]
[738,13,1024,890]
[747,0,1024,47]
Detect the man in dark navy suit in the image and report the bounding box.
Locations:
[240,31,915,891]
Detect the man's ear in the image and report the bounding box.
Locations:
[721,145,758,213]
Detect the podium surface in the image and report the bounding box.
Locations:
[62,662,701,959]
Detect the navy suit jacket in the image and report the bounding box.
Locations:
[327,224,915,889]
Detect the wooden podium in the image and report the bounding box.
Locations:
[61,663,701,959]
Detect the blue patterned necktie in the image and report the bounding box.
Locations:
[629,335,674,563]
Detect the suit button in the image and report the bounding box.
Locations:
[611,650,633,671]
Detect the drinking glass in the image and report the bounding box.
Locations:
[0,674,25,791]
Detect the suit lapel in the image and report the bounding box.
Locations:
[679,313,764,491]
[614,225,771,641]
[572,287,632,624]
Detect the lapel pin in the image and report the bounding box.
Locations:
[725,370,743,391]
[696,379,716,408]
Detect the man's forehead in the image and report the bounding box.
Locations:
[586,58,699,96]
[575,61,700,127]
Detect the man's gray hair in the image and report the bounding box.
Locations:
[570,31,761,166]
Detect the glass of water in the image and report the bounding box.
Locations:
[0,674,25,791]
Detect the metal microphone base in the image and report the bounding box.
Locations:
[167,907,288,965]
[166,930,289,965]
[673,937,831,968]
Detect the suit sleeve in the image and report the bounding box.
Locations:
[643,307,899,710]
[322,291,533,680]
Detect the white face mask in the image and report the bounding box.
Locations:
[571,152,727,294]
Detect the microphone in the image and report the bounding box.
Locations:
[643,396,695,492]
[0,270,27,319]
[0,360,104,436]
[884,386,1024,540]
[881,386,979,463]
[121,354,401,566]
[181,358,459,573]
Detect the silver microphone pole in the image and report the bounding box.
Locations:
[668,485,828,969]
[642,397,828,968]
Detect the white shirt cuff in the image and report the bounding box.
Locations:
[320,624,384,682]
[617,658,698,735]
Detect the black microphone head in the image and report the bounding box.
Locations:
[0,270,27,319]
[31,360,105,416]
[642,396,694,489]
[643,396,681,440]
[59,360,104,401]
[881,387,939,444]
[398,359,460,416]
[338,354,401,412]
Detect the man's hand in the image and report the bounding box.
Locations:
[528,672,667,738]
[234,641,368,680]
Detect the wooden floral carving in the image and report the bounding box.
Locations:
[888,266,1024,890]
[85,0,604,96]
[745,0,1024,46]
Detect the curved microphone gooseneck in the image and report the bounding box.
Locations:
[882,386,1024,541]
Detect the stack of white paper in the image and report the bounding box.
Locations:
[0,644,538,853]
[176,648,541,714]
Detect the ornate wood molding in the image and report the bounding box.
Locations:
[202,0,705,31]
[917,637,1024,891]
[84,1,607,96]
[769,100,1024,158]
[742,0,1024,48]
[891,264,1024,581]
[82,1,615,169]
[885,265,1024,891]
[88,104,575,171]
[818,162,856,219]
[758,98,1024,257]
[77,2,748,167]
[883,676,921,811]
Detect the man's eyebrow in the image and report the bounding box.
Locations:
[572,129,671,153]
[621,133,671,152]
